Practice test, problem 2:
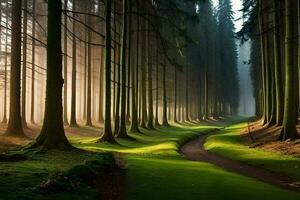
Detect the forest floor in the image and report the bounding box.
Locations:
[1,117,300,199]
[242,120,300,156]
[182,124,300,192]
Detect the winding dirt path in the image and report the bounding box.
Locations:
[181,130,300,192]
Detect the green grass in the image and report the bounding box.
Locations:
[125,156,300,200]
[71,118,300,199]
[71,124,217,154]
[1,117,300,199]
[205,122,300,180]
[0,151,104,199]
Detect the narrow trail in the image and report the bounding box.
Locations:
[181,129,300,193]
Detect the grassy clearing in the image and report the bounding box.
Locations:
[205,122,300,180]
[0,122,216,199]
[71,124,216,154]
[1,118,300,199]
[125,156,300,200]
[71,118,300,199]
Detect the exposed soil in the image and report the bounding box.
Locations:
[181,130,300,192]
[97,165,126,200]
[242,120,300,157]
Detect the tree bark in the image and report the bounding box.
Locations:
[117,0,129,138]
[98,4,104,123]
[31,0,71,150]
[146,26,154,129]
[69,0,78,127]
[30,0,36,124]
[162,62,169,126]
[86,5,93,127]
[5,0,25,137]
[21,0,28,128]
[174,68,178,123]
[279,0,299,140]
[273,0,284,126]
[185,59,190,121]
[99,0,116,143]
[130,6,140,132]
[2,1,8,123]
[63,0,69,126]
[154,46,160,126]
[140,20,147,128]
[126,6,131,123]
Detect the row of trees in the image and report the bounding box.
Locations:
[0,0,239,149]
[239,0,300,140]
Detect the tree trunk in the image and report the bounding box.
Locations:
[114,56,121,134]
[174,68,178,123]
[69,0,78,127]
[2,2,8,123]
[185,60,189,121]
[128,5,140,132]
[126,8,131,123]
[99,0,116,143]
[113,0,117,120]
[30,0,71,150]
[30,0,36,124]
[117,0,129,138]
[5,0,25,137]
[204,69,208,120]
[279,0,299,140]
[258,0,267,125]
[98,3,104,123]
[21,0,28,128]
[140,20,147,128]
[83,25,87,121]
[146,28,154,129]
[136,16,141,126]
[298,0,300,117]
[86,8,93,127]
[264,35,272,124]
[154,47,160,126]
[63,0,69,126]
[114,0,121,134]
[162,62,169,126]
[0,4,2,122]
[273,0,284,126]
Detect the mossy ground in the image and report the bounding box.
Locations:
[205,122,300,180]
[1,117,300,199]
[0,150,103,199]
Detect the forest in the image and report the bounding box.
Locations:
[0,0,299,199]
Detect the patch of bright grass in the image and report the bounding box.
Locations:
[72,118,300,199]
[125,156,300,200]
[2,117,300,199]
[71,124,216,155]
[205,122,300,180]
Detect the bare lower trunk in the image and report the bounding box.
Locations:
[21,0,28,128]
[99,0,116,143]
[32,0,71,150]
[63,0,69,126]
[30,0,36,124]
[69,0,78,127]
[5,0,25,137]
